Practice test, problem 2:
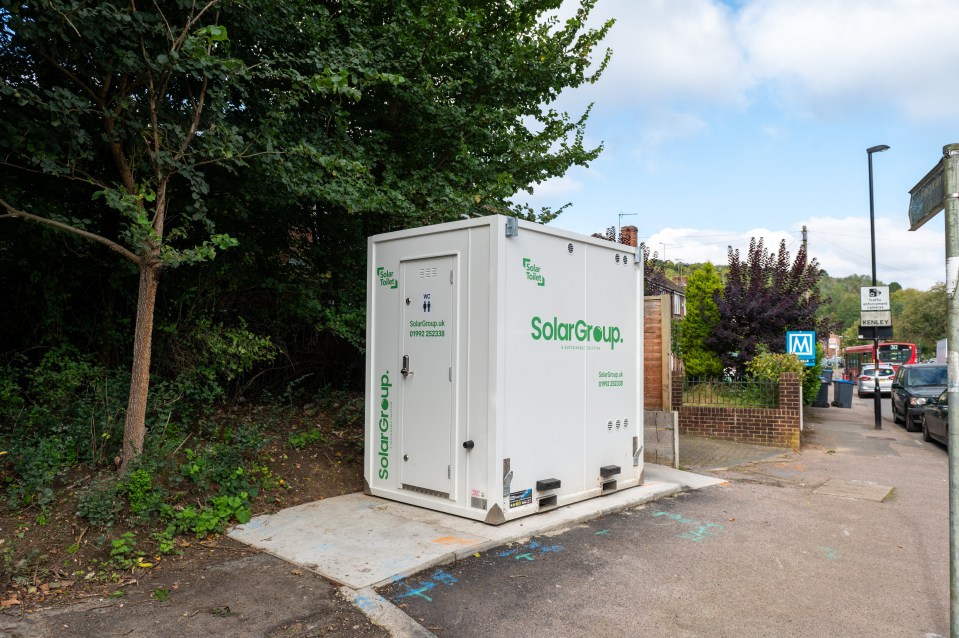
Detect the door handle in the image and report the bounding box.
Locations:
[401,354,411,377]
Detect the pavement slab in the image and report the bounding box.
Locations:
[813,478,894,502]
[228,464,724,590]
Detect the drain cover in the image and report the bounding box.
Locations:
[813,479,893,502]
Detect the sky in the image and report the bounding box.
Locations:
[518,0,959,291]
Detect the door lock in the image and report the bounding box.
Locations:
[401,354,411,377]
[463,440,475,450]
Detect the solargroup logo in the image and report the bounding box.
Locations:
[377,371,392,479]
[530,316,623,350]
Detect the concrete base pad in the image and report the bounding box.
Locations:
[229,464,724,589]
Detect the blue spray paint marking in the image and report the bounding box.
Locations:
[678,522,723,543]
[392,569,459,604]
[241,519,265,530]
[652,511,724,542]
[395,581,435,602]
[595,529,609,536]
[497,540,565,561]
[821,546,839,560]
[311,543,335,553]
[433,570,458,585]
[353,595,377,612]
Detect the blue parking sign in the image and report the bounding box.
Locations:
[786,331,816,366]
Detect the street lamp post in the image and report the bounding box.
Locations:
[867,144,890,430]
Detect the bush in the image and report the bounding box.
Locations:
[745,344,823,406]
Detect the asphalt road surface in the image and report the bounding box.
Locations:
[380,397,949,638]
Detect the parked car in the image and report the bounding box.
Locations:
[891,363,948,432]
[856,364,894,398]
[920,390,949,446]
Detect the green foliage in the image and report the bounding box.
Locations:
[288,428,329,450]
[801,344,825,407]
[169,493,252,537]
[678,263,724,377]
[152,527,178,556]
[122,468,166,519]
[108,532,143,570]
[746,347,808,381]
[76,478,123,528]
[5,436,72,509]
[711,239,830,373]
[893,283,946,357]
[170,319,276,402]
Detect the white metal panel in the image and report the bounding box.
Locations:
[583,243,641,485]
[502,227,588,510]
[399,255,456,496]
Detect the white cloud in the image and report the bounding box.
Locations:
[579,0,752,109]
[636,217,945,290]
[738,0,959,120]
[519,173,588,207]
[560,0,959,122]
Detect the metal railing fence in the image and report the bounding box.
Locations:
[682,377,779,408]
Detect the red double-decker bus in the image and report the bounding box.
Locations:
[842,342,918,379]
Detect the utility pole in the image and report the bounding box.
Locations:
[867,145,889,430]
[907,144,958,636]
[944,144,959,638]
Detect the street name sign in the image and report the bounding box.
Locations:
[786,331,816,367]
[908,159,945,231]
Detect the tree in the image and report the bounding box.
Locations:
[678,263,723,377]
[895,283,946,357]
[0,1,613,467]
[709,238,830,373]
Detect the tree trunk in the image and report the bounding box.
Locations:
[119,261,160,472]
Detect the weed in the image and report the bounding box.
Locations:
[288,428,328,450]
[77,478,122,528]
[122,467,165,518]
[152,587,170,602]
[152,527,177,555]
[108,532,142,570]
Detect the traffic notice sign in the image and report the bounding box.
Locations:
[861,286,890,311]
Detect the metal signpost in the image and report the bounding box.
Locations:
[908,144,959,637]
[860,285,890,429]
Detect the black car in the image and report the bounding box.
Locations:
[891,363,948,432]
[920,390,949,446]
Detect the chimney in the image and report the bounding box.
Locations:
[620,225,638,247]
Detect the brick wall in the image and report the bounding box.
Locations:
[673,372,802,450]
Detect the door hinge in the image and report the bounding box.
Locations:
[450,270,453,284]
[448,465,451,479]
[449,366,452,382]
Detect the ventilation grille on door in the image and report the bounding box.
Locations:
[418,267,438,279]
[402,483,449,499]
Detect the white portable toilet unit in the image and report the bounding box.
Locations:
[364,215,643,524]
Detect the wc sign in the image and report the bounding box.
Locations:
[786,331,816,367]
